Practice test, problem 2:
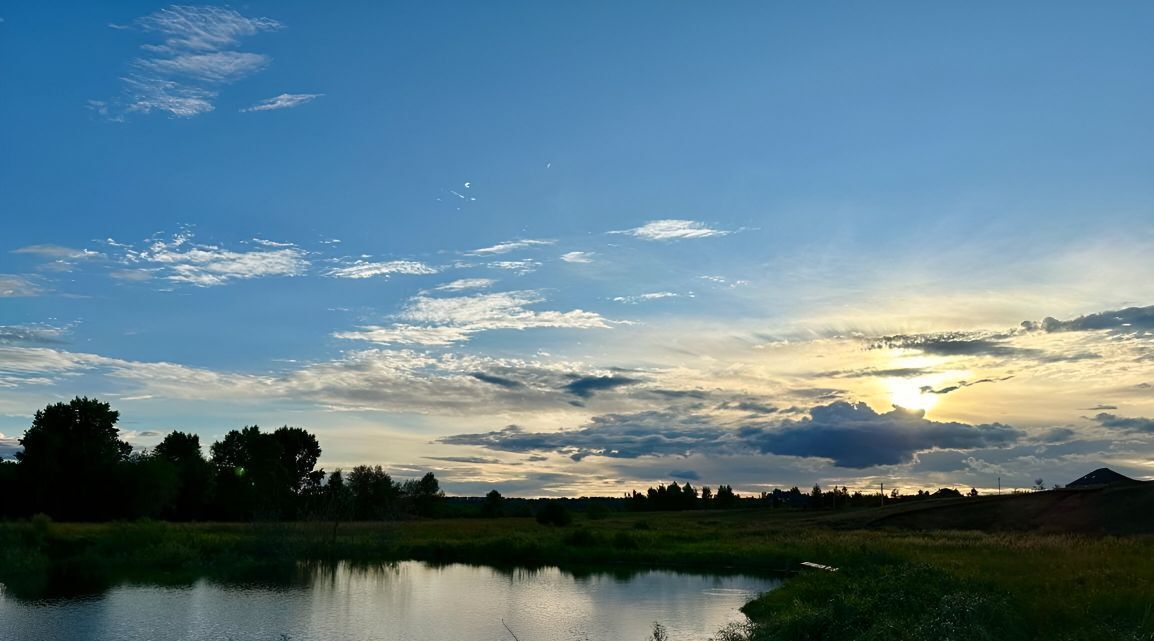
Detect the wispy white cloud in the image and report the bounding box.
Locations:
[112,230,308,286]
[700,275,750,288]
[337,291,612,346]
[12,244,106,273]
[399,291,610,332]
[0,324,70,345]
[241,93,323,112]
[560,251,594,264]
[137,51,269,83]
[436,278,496,291]
[133,5,281,53]
[612,292,688,304]
[121,76,216,117]
[0,275,42,297]
[613,219,730,241]
[12,245,103,260]
[99,5,282,119]
[466,239,555,256]
[487,260,541,274]
[326,260,439,280]
[333,325,475,346]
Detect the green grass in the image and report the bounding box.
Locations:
[2,510,1152,640]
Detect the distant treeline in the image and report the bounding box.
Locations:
[0,397,980,523]
[0,397,444,522]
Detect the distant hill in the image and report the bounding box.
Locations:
[1067,467,1140,488]
[819,480,1154,535]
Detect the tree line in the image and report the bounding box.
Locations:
[0,397,443,522]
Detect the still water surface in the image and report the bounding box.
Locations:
[0,562,779,641]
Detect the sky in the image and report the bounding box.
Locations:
[2,2,1154,497]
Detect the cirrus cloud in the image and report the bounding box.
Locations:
[612,219,730,241]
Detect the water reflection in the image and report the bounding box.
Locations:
[0,561,779,641]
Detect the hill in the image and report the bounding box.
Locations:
[1066,467,1141,488]
[817,482,1154,535]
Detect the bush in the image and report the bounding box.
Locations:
[742,562,1026,641]
[563,528,597,547]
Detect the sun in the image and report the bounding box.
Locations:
[886,377,940,412]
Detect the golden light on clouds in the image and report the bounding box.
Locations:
[886,377,940,413]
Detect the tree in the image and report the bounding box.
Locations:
[118,450,179,519]
[272,426,324,497]
[154,431,214,520]
[715,484,738,508]
[481,489,505,518]
[209,425,322,520]
[402,472,443,517]
[347,465,399,520]
[17,397,132,520]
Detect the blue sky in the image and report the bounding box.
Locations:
[2,2,1154,496]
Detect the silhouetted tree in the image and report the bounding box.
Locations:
[210,425,323,520]
[118,450,179,518]
[401,472,443,517]
[154,431,214,520]
[715,484,738,508]
[347,465,399,520]
[0,459,26,518]
[17,397,132,520]
[272,426,324,499]
[481,489,505,517]
[317,469,353,540]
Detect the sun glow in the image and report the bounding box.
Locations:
[886,377,942,413]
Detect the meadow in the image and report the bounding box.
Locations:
[2,507,1152,641]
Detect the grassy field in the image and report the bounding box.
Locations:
[2,506,1152,640]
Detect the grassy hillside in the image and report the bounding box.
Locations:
[818,483,1154,535]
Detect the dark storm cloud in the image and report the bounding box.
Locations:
[669,469,700,480]
[650,389,711,400]
[440,401,1025,468]
[870,333,1036,358]
[1023,306,1154,334]
[717,400,779,415]
[1092,413,1154,434]
[562,375,640,399]
[1036,427,1078,443]
[470,372,525,389]
[740,403,1024,468]
[439,411,737,461]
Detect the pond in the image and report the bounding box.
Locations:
[0,561,780,641]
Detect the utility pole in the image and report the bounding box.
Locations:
[880,482,885,507]
[998,477,1001,495]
